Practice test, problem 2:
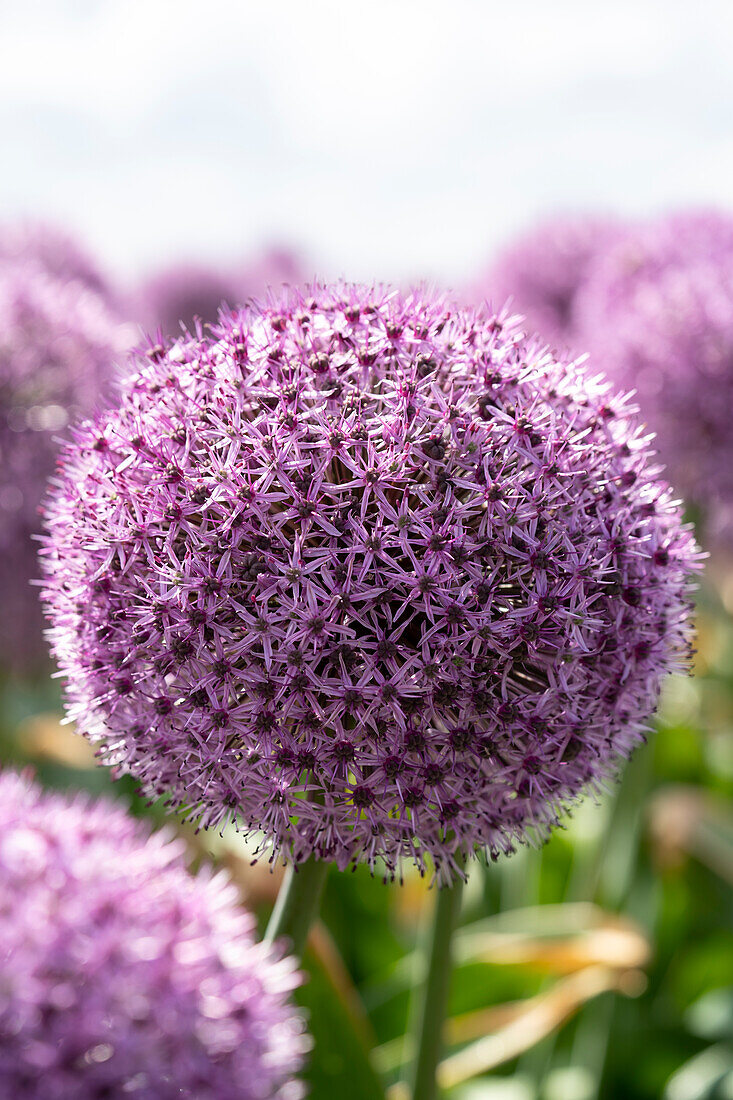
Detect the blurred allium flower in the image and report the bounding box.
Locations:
[575,209,733,547]
[0,770,306,1100]
[0,262,131,671]
[482,215,622,348]
[138,249,303,337]
[0,220,111,297]
[41,285,699,882]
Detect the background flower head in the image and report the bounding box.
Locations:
[0,261,132,672]
[136,248,303,338]
[0,770,307,1100]
[575,208,733,549]
[480,215,623,349]
[0,220,112,298]
[42,284,699,882]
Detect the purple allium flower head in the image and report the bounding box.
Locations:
[0,770,307,1100]
[482,215,623,349]
[41,284,699,882]
[0,220,111,297]
[138,248,303,337]
[575,208,733,548]
[0,262,132,671]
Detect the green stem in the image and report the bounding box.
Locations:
[407,875,465,1100]
[265,856,329,958]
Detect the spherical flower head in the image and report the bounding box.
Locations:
[0,770,307,1100]
[41,284,699,882]
[138,248,303,337]
[0,220,111,297]
[0,262,132,672]
[574,208,733,549]
[482,215,622,349]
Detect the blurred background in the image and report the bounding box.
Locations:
[1,3,732,1099]
[4,1,733,289]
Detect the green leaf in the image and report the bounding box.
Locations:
[298,943,386,1100]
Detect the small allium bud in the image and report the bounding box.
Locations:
[480,215,622,348]
[0,261,131,672]
[0,771,307,1099]
[42,285,699,882]
[575,209,733,549]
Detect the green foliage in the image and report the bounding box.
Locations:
[297,944,387,1100]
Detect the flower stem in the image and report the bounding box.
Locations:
[265,856,329,957]
[406,874,465,1100]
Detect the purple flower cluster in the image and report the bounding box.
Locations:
[0,770,306,1100]
[137,248,303,337]
[482,215,622,349]
[42,284,698,882]
[0,220,111,297]
[0,262,131,671]
[574,209,733,549]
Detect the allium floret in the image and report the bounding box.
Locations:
[0,770,306,1100]
[574,208,733,548]
[0,262,131,670]
[482,215,622,348]
[42,284,699,882]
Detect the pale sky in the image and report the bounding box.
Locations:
[2,0,733,289]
